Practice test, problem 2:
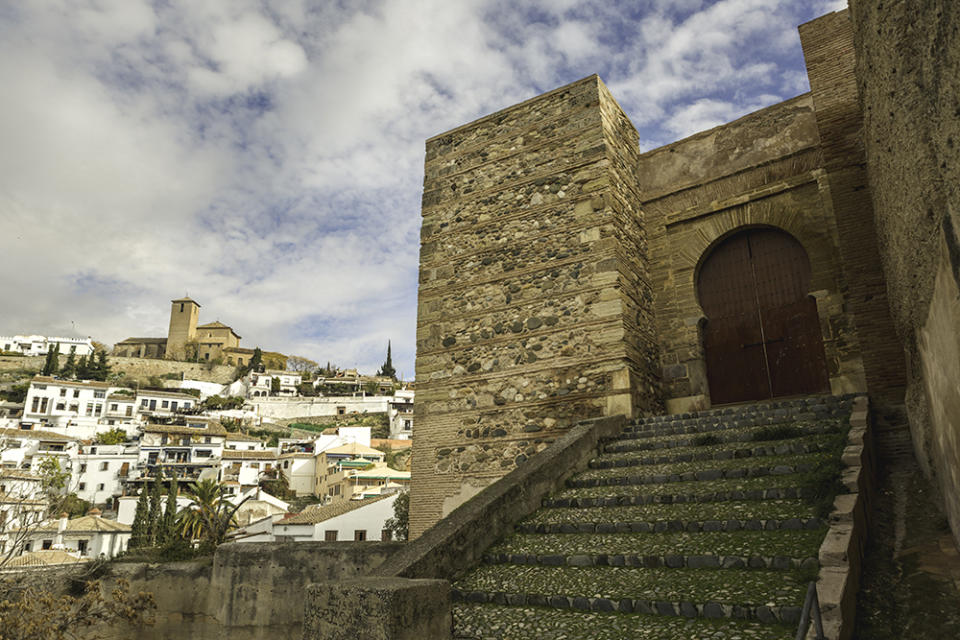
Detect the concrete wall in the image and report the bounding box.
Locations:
[637,94,868,412]
[104,541,402,639]
[848,0,960,543]
[411,75,659,538]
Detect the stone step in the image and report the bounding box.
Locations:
[594,433,834,468]
[452,565,807,624]
[632,394,854,430]
[547,473,810,507]
[568,452,827,488]
[484,530,823,570]
[523,498,817,530]
[453,602,796,640]
[603,421,839,452]
[620,404,851,439]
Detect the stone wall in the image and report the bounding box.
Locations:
[411,75,659,538]
[249,396,391,420]
[798,10,907,402]
[848,0,960,543]
[0,355,235,385]
[637,94,868,412]
[103,541,402,639]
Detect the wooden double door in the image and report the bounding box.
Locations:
[698,228,830,404]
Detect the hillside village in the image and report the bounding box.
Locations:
[0,307,415,567]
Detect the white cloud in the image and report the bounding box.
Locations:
[0,0,841,377]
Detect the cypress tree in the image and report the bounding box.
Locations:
[378,341,396,380]
[76,355,89,380]
[161,474,179,545]
[92,349,111,381]
[130,486,150,548]
[60,346,77,378]
[147,471,163,546]
[42,343,60,376]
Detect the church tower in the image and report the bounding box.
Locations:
[165,297,200,360]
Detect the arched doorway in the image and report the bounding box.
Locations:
[698,227,830,404]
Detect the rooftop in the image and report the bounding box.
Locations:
[324,442,386,457]
[143,421,228,436]
[31,376,110,389]
[0,427,76,442]
[36,514,131,534]
[280,494,393,525]
[222,450,277,460]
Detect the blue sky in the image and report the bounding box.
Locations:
[0,0,845,378]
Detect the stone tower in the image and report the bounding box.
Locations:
[410,76,661,538]
[165,297,200,360]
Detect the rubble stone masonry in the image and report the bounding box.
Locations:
[410,76,660,537]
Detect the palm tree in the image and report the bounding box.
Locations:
[176,479,248,547]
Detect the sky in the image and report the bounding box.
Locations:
[0,0,847,379]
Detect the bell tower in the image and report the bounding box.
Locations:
[165,297,200,359]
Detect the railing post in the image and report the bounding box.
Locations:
[796,581,826,640]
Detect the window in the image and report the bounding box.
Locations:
[337,406,346,415]
[31,397,39,412]
[77,540,88,555]
[180,303,184,312]
[86,403,94,416]
[196,450,212,458]
[73,390,80,398]
[161,401,169,409]
[35,384,46,390]
[324,530,337,542]
[56,403,65,411]
[354,530,366,541]
[69,404,78,412]
[95,404,102,416]
[141,399,148,407]
[171,401,178,411]
[78,482,86,490]
[99,462,108,471]
[125,406,132,417]
[59,389,66,397]
[79,463,87,473]
[110,404,118,412]
[96,483,104,491]
[404,420,412,430]
[94,391,105,399]
[184,402,192,409]
[204,436,211,444]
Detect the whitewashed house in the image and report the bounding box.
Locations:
[22,377,113,438]
[135,389,198,419]
[388,389,415,440]
[0,335,94,357]
[72,443,139,506]
[239,493,399,543]
[26,510,130,559]
[138,417,227,482]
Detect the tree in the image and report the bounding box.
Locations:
[270,377,281,395]
[94,349,111,381]
[0,455,71,567]
[177,479,248,549]
[41,343,60,376]
[248,347,263,373]
[60,346,77,379]
[0,383,28,403]
[0,576,155,640]
[75,355,89,380]
[147,473,163,546]
[129,487,150,549]
[287,355,318,372]
[384,491,409,541]
[95,428,127,445]
[159,475,179,546]
[377,341,397,380]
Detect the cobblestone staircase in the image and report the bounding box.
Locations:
[451,394,856,640]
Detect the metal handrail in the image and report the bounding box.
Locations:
[796,581,826,640]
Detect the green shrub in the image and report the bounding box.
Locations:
[693,434,721,446]
[751,424,804,442]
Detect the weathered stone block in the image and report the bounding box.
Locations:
[303,578,450,640]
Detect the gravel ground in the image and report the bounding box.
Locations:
[556,472,807,501]
[453,603,796,639]
[454,565,808,606]
[575,452,829,482]
[524,499,816,526]
[489,530,825,559]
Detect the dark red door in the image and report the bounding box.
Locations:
[698,228,829,404]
